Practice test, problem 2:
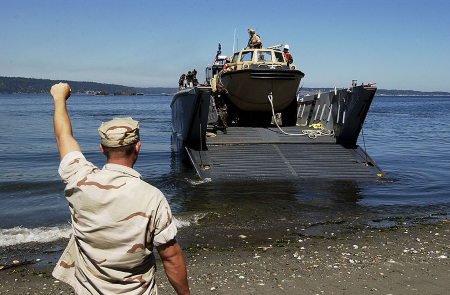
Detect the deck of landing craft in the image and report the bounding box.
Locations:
[206,126,336,145]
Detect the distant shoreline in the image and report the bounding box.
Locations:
[3,93,449,97]
[1,76,449,97]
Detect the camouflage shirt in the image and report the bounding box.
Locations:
[53,151,177,294]
[248,34,262,48]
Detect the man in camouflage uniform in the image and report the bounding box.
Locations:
[213,83,228,134]
[247,29,262,49]
[50,83,189,295]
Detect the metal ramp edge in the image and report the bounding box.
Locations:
[185,143,388,182]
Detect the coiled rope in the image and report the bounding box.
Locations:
[268,92,334,139]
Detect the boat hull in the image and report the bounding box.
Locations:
[170,86,211,150]
[220,69,304,112]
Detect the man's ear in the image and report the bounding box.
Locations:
[135,141,141,153]
[99,144,106,156]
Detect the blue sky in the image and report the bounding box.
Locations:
[1,0,449,92]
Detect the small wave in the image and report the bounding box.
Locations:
[185,177,212,186]
[1,214,203,247]
[173,212,209,228]
[173,217,191,228]
[0,225,72,247]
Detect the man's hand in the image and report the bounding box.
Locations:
[51,83,71,102]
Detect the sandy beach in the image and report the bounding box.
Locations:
[1,221,449,294]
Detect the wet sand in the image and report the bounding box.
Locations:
[1,221,449,294]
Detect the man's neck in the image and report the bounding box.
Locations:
[106,158,135,168]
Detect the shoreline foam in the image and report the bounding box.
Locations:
[0,226,72,248]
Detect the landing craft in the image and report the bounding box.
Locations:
[171,43,388,182]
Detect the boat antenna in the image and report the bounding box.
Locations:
[233,28,236,53]
[213,43,221,64]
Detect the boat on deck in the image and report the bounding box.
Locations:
[209,44,305,126]
[171,44,388,181]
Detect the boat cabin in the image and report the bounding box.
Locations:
[205,45,297,85]
[229,47,296,71]
[205,55,229,83]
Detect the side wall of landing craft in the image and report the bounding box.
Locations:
[297,85,377,146]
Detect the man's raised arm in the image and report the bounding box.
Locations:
[51,83,81,160]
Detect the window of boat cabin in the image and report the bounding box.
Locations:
[232,52,239,62]
[275,51,284,62]
[240,51,253,61]
[257,51,272,62]
[206,67,212,80]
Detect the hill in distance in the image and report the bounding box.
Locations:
[1,76,449,97]
[0,76,177,95]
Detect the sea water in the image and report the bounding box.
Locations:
[1,94,449,247]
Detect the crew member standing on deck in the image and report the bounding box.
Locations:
[50,83,190,295]
[247,29,262,48]
[213,82,228,134]
[283,44,293,67]
[179,73,186,89]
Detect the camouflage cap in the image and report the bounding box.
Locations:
[98,117,140,147]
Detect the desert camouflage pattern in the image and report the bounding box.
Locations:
[98,117,140,147]
[53,151,176,294]
[248,34,262,49]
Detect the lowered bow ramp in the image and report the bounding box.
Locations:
[185,127,387,181]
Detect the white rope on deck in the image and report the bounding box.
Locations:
[268,92,334,139]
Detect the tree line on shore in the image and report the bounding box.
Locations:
[0,77,177,95]
[1,76,449,97]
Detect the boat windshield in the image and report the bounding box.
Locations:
[275,51,284,62]
[232,52,239,62]
[240,51,253,61]
[257,51,272,62]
